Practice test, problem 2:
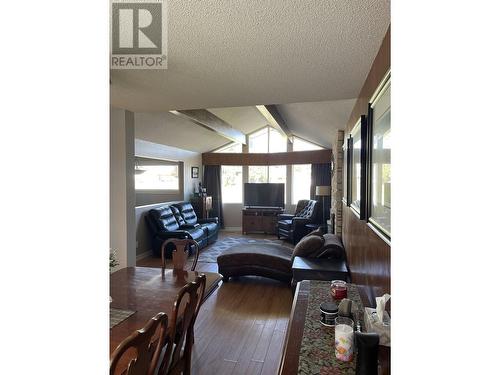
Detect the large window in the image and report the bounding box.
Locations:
[135,157,179,191]
[247,127,287,201]
[221,165,243,203]
[249,127,287,153]
[249,165,287,202]
[293,137,322,151]
[369,77,391,236]
[215,142,242,153]
[292,164,311,204]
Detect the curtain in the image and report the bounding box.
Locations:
[203,165,224,228]
[310,163,332,225]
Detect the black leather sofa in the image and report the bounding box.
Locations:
[277,199,319,244]
[146,202,219,257]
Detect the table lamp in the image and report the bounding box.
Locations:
[315,185,331,231]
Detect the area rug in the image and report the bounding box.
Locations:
[197,235,293,263]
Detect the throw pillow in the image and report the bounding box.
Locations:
[306,227,323,237]
[292,235,325,259]
[315,234,345,259]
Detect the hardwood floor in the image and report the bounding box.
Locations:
[136,231,294,375]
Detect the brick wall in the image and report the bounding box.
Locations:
[331,130,344,238]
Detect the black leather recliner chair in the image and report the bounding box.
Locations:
[146,202,219,258]
[277,199,319,244]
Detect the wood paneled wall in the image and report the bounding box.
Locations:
[342,26,391,299]
[202,149,332,166]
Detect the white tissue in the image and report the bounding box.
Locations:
[376,293,391,322]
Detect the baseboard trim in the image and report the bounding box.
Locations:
[136,250,152,261]
[221,226,242,232]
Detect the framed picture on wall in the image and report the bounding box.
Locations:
[349,115,368,219]
[367,70,391,238]
[191,166,199,179]
[342,137,352,205]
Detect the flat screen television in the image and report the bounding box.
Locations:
[244,183,285,208]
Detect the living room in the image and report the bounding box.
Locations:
[5,1,500,374]
[108,8,391,371]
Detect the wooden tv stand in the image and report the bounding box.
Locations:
[242,207,284,235]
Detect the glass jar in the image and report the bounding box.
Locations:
[330,280,348,300]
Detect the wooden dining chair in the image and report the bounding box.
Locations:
[161,238,200,272]
[157,274,206,375]
[110,312,169,375]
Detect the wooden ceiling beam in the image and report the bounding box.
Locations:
[202,149,332,166]
[256,105,293,141]
[169,109,247,144]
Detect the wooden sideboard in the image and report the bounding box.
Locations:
[242,207,284,235]
[191,195,212,219]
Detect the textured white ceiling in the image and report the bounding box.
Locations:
[111,0,390,111]
[134,112,228,153]
[207,106,269,134]
[134,99,357,152]
[277,99,357,147]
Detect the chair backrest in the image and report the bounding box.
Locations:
[158,275,206,375]
[172,202,198,225]
[295,200,318,219]
[161,238,200,271]
[110,312,169,375]
[294,200,309,216]
[148,206,181,234]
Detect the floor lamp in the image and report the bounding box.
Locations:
[315,186,331,232]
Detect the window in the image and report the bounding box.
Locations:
[269,128,287,152]
[249,126,287,153]
[293,137,323,151]
[248,166,268,183]
[268,165,286,185]
[292,164,311,204]
[134,157,179,191]
[221,165,243,203]
[369,76,391,236]
[247,127,288,201]
[214,142,242,153]
[342,138,351,204]
[249,165,287,202]
[350,122,362,213]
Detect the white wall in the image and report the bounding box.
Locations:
[110,108,135,269]
[134,139,202,257]
[135,139,202,204]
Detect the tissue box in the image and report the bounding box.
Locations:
[364,307,391,346]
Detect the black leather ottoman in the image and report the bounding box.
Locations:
[292,256,350,286]
[217,244,293,283]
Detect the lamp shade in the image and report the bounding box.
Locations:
[315,185,331,196]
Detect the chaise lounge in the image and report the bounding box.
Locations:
[217,231,349,285]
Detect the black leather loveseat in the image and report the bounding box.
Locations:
[146,202,219,257]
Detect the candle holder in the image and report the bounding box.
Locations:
[335,316,354,362]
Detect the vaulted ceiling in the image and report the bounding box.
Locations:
[115,0,390,152]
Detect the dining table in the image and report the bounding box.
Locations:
[110,266,223,371]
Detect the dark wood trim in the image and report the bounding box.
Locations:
[202,149,332,166]
[341,26,390,298]
[278,281,310,375]
[170,109,247,144]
